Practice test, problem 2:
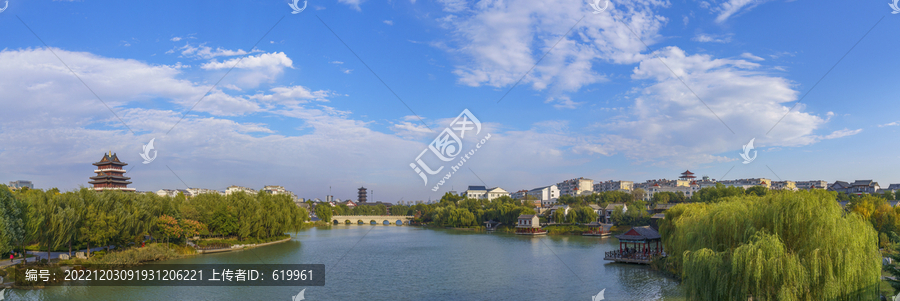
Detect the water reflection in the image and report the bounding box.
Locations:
[8,226,684,301]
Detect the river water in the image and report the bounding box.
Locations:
[7,226,684,300]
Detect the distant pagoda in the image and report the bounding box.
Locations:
[89,151,134,192]
[679,170,696,181]
[358,187,368,203]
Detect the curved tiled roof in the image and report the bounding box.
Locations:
[614,226,661,240]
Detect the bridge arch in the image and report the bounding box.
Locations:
[395,220,402,225]
[383,220,391,225]
[357,220,364,225]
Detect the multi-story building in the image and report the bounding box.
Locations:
[186,188,221,197]
[848,180,880,195]
[795,180,828,190]
[718,178,771,189]
[593,180,633,192]
[770,181,797,191]
[262,185,297,199]
[634,179,690,191]
[226,185,257,195]
[646,184,699,200]
[485,187,510,200]
[464,186,487,199]
[8,180,34,190]
[528,185,560,207]
[89,152,135,192]
[556,177,593,196]
[156,189,189,197]
[510,189,529,199]
[464,186,510,201]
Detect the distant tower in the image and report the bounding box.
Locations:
[679,170,696,181]
[89,151,135,192]
[358,187,367,203]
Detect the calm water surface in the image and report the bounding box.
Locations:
[8,226,684,300]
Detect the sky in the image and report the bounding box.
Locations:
[0,0,898,202]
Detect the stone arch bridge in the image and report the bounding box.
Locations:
[331,215,414,225]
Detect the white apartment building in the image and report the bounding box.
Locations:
[634,179,691,191]
[262,185,298,200]
[510,190,528,199]
[156,189,189,198]
[795,180,828,190]
[464,186,487,199]
[557,178,594,196]
[646,184,699,200]
[719,178,772,189]
[528,185,560,206]
[464,186,510,201]
[225,185,257,195]
[593,180,634,192]
[186,188,221,197]
[771,181,797,191]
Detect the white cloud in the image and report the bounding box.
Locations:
[330,61,344,64]
[545,96,583,109]
[440,0,667,97]
[819,128,862,140]
[338,0,365,11]
[172,43,261,60]
[693,33,732,43]
[383,20,393,25]
[171,37,182,42]
[200,52,294,88]
[713,0,773,23]
[740,52,764,61]
[879,121,899,127]
[562,46,832,166]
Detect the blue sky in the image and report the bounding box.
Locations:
[1,0,898,202]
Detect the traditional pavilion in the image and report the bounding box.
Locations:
[89,151,135,192]
[515,214,546,235]
[679,170,696,181]
[604,226,663,264]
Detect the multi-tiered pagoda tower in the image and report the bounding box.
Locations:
[358,187,367,203]
[679,170,696,181]
[89,151,134,191]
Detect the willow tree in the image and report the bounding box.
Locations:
[660,190,881,300]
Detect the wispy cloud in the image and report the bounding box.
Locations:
[740,52,765,61]
[879,121,899,127]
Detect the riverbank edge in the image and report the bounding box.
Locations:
[1,236,296,289]
[196,236,293,254]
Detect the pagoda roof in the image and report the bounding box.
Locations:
[614,226,661,241]
[89,180,133,185]
[93,152,128,166]
[681,170,694,175]
[90,175,131,180]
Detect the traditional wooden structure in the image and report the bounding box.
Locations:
[604,226,663,264]
[582,222,611,236]
[484,220,501,231]
[89,151,134,192]
[679,170,696,181]
[515,214,546,235]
